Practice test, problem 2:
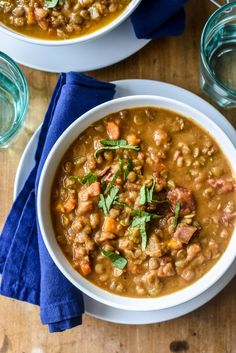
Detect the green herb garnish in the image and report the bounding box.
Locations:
[139,185,146,205]
[69,175,81,182]
[132,215,151,227]
[104,160,124,194]
[139,177,156,205]
[82,172,98,186]
[130,209,162,219]
[131,209,162,250]
[173,202,181,229]
[131,216,151,251]
[148,178,156,203]
[113,201,131,208]
[94,139,140,158]
[124,159,133,180]
[45,0,59,8]
[98,186,119,216]
[140,221,148,251]
[152,199,170,204]
[101,139,127,146]
[101,248,127,269]
[98,194,108,216]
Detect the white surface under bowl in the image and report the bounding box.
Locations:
[37,95,236,312]
[0,0,141,46]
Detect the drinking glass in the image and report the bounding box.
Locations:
[200,1,236,108]
[0,52,29,148]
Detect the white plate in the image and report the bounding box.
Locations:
[14,79,236,324]
[0,20,149,72]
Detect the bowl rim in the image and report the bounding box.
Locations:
[37,95,236,311]
[0,0,141,46]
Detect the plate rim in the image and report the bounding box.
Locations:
[0,20,150,73]
[13,79,236,324]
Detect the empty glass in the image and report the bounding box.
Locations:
[200,1,236,108]
[0,52,29,148]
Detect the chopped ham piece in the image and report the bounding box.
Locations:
[153,163,168,176]
[106,121,120,140]
[222,212,236,224]
[208,178,236,194]
[63,197,77,213]
[167,187,195,216]
[80,260,92,276]
[77,201,93,215]
[173,223,197,244]
[87,182,101,197]
[97,166,110,177]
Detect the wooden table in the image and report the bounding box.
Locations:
[1,1,236,352]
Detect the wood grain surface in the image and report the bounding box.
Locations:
[0,1,236,352]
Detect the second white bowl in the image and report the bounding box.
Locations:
[0,0,141,46]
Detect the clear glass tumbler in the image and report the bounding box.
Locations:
[0,52,29,148]
[200,1,236,108]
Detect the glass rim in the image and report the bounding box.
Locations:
[200,1,236,97]
[0,51,29,145]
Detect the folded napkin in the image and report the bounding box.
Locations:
[131,0,188,39]
[0,73,115,332]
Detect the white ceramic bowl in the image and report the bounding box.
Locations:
[0,0,141,46]
[38,95,236,311]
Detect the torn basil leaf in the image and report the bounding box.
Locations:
[113,201,131,208]
[139,177,156,205]
[45,0,59,8]
[98,194,109,216]
[100,139,127,147]
[94,139,140,158]
[104,160,124,194]
[101,248,127,269]
[139,185,146,205]
[130,209,162,219]
[82,172,98,186]
[123,159,133,180]
[131,216,150,251]
[69,175,81,182]
[131,209,162,250]
[173,202,181,229]
[98,186,119,216]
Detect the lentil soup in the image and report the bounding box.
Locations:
[0,0,131,40]
[51,107,236,298]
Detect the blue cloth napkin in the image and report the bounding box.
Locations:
[0,73,116,332]
[131,0,188,39]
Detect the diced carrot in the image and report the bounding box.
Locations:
[103,217,120,235]
[80,261,92,276]
[53,200,65,213]
[26,9,36,24]
[126,134,141,146]
[87,182,101,197]
[63,197,77,213]
[106,121,120,140]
